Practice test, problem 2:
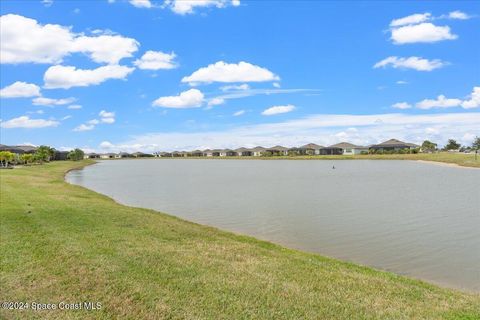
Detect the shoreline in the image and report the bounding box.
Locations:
[416,159,479,169]
[2,161,479,318]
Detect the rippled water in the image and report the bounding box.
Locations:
[66,159,480,291]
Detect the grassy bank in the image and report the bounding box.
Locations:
[1,161,479,319]
[131,152,480,168]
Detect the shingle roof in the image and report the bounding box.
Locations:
[266,145,289,151]
[299,143,323,149]
[371,139,419,148]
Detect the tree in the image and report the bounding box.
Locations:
[443,139,461,151]
[421,140,437,153]
[472,136,480,150]
[0,151,15,167]
[34,145,55,163]
[20,153,34,165]
[67,148,85,161]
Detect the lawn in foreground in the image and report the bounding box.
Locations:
[1,161,479,319]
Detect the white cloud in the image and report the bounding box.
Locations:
[374,56,446,71]
[392,102,412,109]
[0,115,59,128]
[71,35,139,65]
[73,110,115,131]
[44,65,134,89]
[273,82,281,88]
[262,104,295,116]
[166,0,240,15]
[134,51,177,70]
[390,22,457,44]
[220,83,250,91]
[67,104,82,109]
[207,97,225,106]
[42,0,53,7]
[0,14,138,64]
[152,89,204,108]
[461,87,480,109]
[99,110,115,123]
[73,123,95,132]
[32,96,76,106]
[396,80,408,85]
[182,61,279,85]
[0,81,41,98]
[129,0,152,8]
[416,95,462,109]
[448,11,470,20]
[95,113,480,152]
[390,13,431,27]
[233,110,245,116]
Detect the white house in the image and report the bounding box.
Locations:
[329,142,369,155]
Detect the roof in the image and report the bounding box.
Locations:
[250,146,266,152]
[266,145,289,151]
[234,147,250,152]
[0,144,38,153]
[371,139,419,148]
[298,143,324,149]
[329,142,367,149]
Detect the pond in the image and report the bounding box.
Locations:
[66,159,480,292]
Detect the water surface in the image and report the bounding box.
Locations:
[67,159,480,291]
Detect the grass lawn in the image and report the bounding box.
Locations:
[1,161,479,319]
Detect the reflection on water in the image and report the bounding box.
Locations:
[67,159,480,291]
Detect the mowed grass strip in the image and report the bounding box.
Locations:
[0,161,479,319]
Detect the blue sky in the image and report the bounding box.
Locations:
[0,0,479,152]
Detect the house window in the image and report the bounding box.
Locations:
[345,149,352,153]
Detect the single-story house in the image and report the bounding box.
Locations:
[219,149,237,157]
[319,147,343,155]
[53,150,69,160]
[118,152,133,158]
[265,145,289,156]
[369,139,419,151]
[235,147,253,156]
[250,146,266,157]
[100,153,117,159]
[0,144,37,154]
[294,143,324,155]
[84,153,101,159]
[329,142,369,155]
[190,150,204,157]
[132,152,154,158]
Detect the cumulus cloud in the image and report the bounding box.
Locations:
[391,22,457,44]
[374,56,446,71]
[392,102,412,109]
[32,96,76,106]
[233,110,245,116]
[129,0,152,8]
[73,110,115,131]
[461,87,480,109]
[166,0,240,15]
[447,11,470,20]
[0,14,138,64]
[44,65,134,89]
[134,51,177,70]
[67,105,82,109]
[0,115,59,128]
[390,13,431,27]
[262,104,295,116]
[152,89,204,108]
[182,61,279,85]
[0,81,41,98]
[416,95,463,109]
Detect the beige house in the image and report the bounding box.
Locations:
[266,146,290,156]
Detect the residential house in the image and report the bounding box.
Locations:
[235,147,253,156]
[329,142,369,155]
[100,153,117,159]
[295,143,324,155]
[250,146,266,157]
[369,139,419,151]
[266,145,290,156]
[84,153,101,159]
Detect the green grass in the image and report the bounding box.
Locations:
[143,152,480,168]
[1,161,479,319]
